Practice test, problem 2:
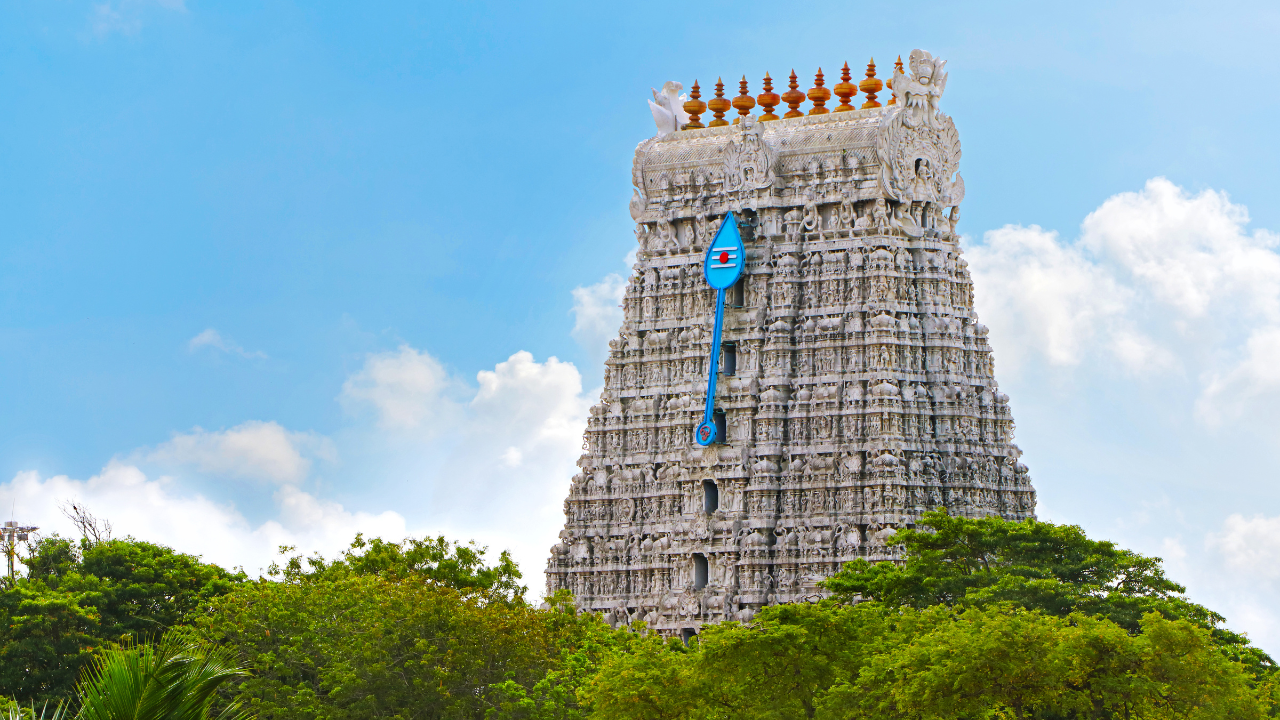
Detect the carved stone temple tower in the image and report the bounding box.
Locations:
[546,53,1036,637]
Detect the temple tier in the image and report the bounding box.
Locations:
[548,50,1035,638]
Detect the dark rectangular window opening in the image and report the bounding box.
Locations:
[692,553,708,589]
[703,480,719,514]
[713,410,727,444]
[681,628,698,645]
[722,342,737,376]
[727,277,745,308]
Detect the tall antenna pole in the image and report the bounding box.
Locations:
[1,521,39,580]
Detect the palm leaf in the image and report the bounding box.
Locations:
[75,629,251,720]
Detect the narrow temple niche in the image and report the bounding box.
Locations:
[713,409,726,443]
[702,480,719,514]
[692,553,708,590]
[721,341,737,375]
[727,277,745,307]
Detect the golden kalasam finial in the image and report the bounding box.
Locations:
[707,78,731,127]
[833,62,857,112]
[859,58,883,109]
[807,68,831,115]
[732,76,756,124]
[757,72,781,121]
[683,81,706,129]
[782,70,805,118]
[888,55,903,105]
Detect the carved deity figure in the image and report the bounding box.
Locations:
[891,50,948,128]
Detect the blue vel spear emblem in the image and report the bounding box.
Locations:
[694,212,746,447]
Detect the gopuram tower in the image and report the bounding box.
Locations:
[547,52,1036,637]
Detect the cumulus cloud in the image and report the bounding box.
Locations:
[339,346,592,587]
[142,421,335,485]
[340,345,458,431]
[1,462,405,574]
[188,329,267,359]
[968,177,1280,415]
[1080,180,1280,319]
[453,350,590,511]
[570,273,627,365]
[970,177,1280,653]
[967,224,1137,370]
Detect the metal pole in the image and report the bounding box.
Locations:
[1,521,38,581]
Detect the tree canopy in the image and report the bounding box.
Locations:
[1,512,1276,720]
[822,510,1275,676]
[1,535,245,703]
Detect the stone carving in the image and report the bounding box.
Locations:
[892,50,948,129]
[648,81,690,137]
[722,120,776,192]
[877,49,964,207]
[550,49,1034,638]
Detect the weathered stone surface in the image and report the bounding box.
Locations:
[547,50,1035,636]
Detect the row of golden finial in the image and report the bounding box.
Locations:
[682,57,902,130]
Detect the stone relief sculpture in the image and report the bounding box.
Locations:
[722,121,776,192]
[878,50,964,208]
[551,50,1035,639]
[648,81,690,137]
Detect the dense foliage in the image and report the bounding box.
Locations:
[0,536,245,702]
[197,536,612,719]
[823,511,1275,677]
[1,512,1276,719]
[586,599,1273,719]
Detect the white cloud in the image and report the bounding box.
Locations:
[1080,179,1280,320]
[570,273,627,365]
[142,421,334,485]
[91,0,186,37]
[1,462,405,575]
[967,224,1136,370]
[456,350,591,515]
[968,177,1280,411]
[340,345,457,431]
[7,338,594,594]
[188,329,267,359]
[1208,513,1280,580]
[967,177,1280,653]
[337,346,592,590]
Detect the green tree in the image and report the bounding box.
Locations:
[0,535,245,704]
[201,540,605,720]
[0,696,67,720]
[822,510,1274,676]
[817,608,1268,720]
[482,592,623,720]
[52,538,247,639]
[580,632,692,720]
[0,584,102,703]
[581,514,1277,719]
[295,534,526,600]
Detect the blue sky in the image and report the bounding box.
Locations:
[5,0,1280,650]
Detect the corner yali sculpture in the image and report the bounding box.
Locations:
[694,212,746,447]
[548,50,1036,639]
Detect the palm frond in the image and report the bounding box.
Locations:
[75,629,251,720]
